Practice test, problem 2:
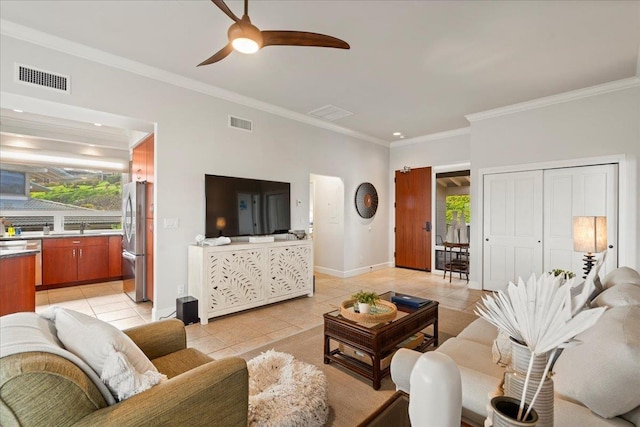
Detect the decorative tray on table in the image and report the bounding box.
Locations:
[339,299,398,323]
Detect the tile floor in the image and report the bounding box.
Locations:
[35,267,485,360]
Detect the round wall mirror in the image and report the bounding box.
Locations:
[355,182,379,219]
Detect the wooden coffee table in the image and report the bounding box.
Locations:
[323,292,438,390]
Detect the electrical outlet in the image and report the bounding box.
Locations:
[177,285,185,295]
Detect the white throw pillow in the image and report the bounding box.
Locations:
[41,307,166,400]
[491,330,512,366]
[602,267,640,290]
[591,283,640,308]
[553,305,640,418]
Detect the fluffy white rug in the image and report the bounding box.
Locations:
[247,350,328,427]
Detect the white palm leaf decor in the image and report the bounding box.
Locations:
[208,250,262,310]
[475,268,606,421]
[269,246,311,297]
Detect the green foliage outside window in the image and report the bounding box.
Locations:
[30,179,122,211]
[445,195,470,224]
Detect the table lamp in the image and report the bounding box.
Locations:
[573,216,607,278]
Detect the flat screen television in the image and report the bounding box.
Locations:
[205,174,291,238]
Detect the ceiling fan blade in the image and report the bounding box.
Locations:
[211,0,239,22]
[197,44,234,66]
[262,31,350,49]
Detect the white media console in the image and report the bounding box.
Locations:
[188,239,313,324]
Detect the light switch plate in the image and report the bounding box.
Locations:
[163,218,180,229]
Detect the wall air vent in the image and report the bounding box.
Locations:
[15,64,70,94]
[228,115,253,132]
[307,104,353,121]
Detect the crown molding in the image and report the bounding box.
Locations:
[465,77,640,122]
[390,127,470,148]
[0,19,388,147]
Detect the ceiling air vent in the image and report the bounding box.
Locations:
[307,104,353,121]
[15,64,70,94]
[229,115,253,132]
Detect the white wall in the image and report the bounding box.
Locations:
[468,85,640,283]
[310,174,345,275]
[0,36,390,318]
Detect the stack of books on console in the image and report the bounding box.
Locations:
[391,294,432,309]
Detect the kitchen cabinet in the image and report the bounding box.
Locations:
[132,134,154,219]
[42,237,110,286]
[108,235,123,278]
[131,142,147,182]
[0,253,36,316]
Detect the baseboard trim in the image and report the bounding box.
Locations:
[314,262,393,278]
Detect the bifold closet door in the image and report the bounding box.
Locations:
[483,171,543,291]
[544,164,618,277]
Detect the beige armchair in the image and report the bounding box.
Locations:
[0,317,248,427]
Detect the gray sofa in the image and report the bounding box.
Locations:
[391,267,640,426]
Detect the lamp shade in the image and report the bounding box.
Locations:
[573,216,607,253]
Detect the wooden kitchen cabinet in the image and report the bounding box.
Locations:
[77,245,109,281]
[42,237,110,286]
[131,142,147,182]
[108,235,123,278]
[42,246,77,285]
[1,253,36,316]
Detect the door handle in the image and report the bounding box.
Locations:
[422,221,432,232]
[80,249,83,257]
[72,249,76,258]
[485,238,489,241]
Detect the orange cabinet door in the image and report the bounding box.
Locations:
[132,142,147,182]
[42,247,77,285]
[0,255,36,315]
[77,245,109,282]
[108,235,123,278]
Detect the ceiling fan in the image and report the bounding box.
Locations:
[198,0,350,66]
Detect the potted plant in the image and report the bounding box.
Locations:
[475,262,606,426]
[351,290,379,314]
[549,268,575,280]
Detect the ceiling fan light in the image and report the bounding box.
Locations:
[228,18,263,54]
[232,37,260,54]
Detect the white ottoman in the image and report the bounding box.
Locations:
[247,350,328,427]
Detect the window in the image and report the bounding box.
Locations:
[0,167,123,232]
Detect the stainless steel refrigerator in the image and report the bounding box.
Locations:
[122,181,147,302]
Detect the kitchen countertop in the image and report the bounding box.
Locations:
[0,231,123,241]
[0,249,40,259]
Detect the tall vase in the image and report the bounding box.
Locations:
[504,340,554,427]
[491,396,538,427]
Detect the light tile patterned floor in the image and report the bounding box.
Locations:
[35,268,485,359]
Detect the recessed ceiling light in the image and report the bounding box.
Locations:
[393,132,402,136]
[94,123,103,127]
[400,135,405,139]
[13,109,23,113]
